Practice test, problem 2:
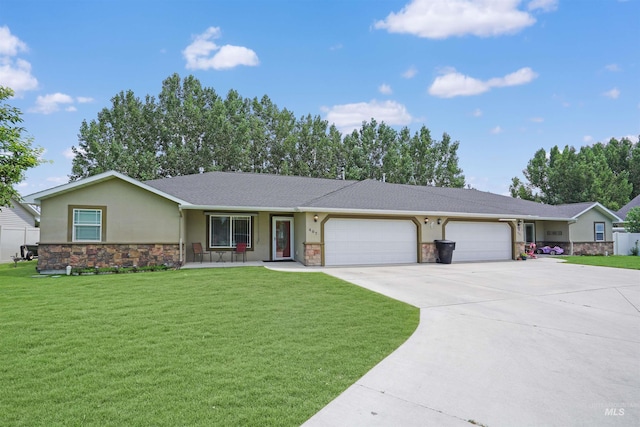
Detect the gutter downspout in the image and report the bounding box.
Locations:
[179,206,184,265]
[568,219,577,255]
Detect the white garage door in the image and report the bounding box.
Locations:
[445,222,512,262]
[324,218,417,266]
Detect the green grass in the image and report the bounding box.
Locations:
[0,262,418,426]
[560,255,640,270]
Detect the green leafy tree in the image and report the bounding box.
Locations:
[156,74,218,177]
[72,90,158,180]
[433,132,465,187]
[0,86,45,208]
[512,140,636,209]
[625,207,640,233]
[629,141,640,196]
[70,74,466,188]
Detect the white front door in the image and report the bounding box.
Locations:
[272,217,294,260]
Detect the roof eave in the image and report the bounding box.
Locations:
[180,205,296,213]
[23,171,189,206]
[570,202,622,222]
[298,207,575,220]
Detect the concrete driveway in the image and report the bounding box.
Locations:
[301,258,640,427]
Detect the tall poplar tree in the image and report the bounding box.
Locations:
[70,74,466,189]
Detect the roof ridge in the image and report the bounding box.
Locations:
[396,182,552,215]
[145,170,358,186]
[301,179,365,206]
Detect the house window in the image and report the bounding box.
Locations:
[524,223,535,244]
[594,222,605,242]
[72,208,103,242]
[209,215,252,249]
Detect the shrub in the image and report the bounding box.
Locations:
[625,207,640,233]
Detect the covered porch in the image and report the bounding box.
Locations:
[181,209,315,265]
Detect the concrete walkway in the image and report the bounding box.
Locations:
[290,259,640,427]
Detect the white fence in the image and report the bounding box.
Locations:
[0,226,40,262]
[613,232,640,255]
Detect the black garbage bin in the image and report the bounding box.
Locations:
[435,240,456,264]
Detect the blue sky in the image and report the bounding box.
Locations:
[2,0,638,196]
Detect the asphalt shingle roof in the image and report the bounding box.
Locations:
[144,171,355,209]
[144,171,610,219]
[617,194,640,220]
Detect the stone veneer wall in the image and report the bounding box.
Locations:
[515,242,525,258]
[572,241,614,256]
[37,243,181,271]
[421,242,437,263]
[304,243,322,266]
[537,241,613,256]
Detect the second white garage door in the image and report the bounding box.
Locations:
[324,218,417,266]
[444,221,512,262]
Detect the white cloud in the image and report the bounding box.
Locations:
[183,27,259,70]
[490,125,503,134]
[429,70,488,97]
[63,147,76,159]
[28,93,92,114]
[210,45,259,70]
[605,63,621,72]
[624,135,639,143]
[472,108,483,117]
[378,83,392,95]
[0,25,27,56]
[329,43,343,51]
[583,135,593,143]
[0,58,38,95]
[0,27,38,95]
[45,176,68,185]
[603,87,620,99]
[530,117,544,123]
[323,99,413,134]
[429,67,538,98]
[374,0,546,39]
[402,66,418,79]
[489,67,538,87]
[528,0,558,12]
[30,93,75,114]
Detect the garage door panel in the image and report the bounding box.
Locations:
[445,222,512,262]
[325,219,417,266]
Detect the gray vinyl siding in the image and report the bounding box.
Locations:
[0,203,36,227]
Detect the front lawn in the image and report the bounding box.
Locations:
[560,255,640,270]
[0,262,418,426]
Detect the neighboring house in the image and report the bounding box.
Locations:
[23,171,621,271]
[613,195,640,255]
[616,194,640,225]
[0,199,40,262]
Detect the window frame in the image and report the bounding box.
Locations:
[208,214,252,249]
[594,222,605,242]
[68,206,106,242]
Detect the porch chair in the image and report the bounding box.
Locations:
[234,243,247,263]
[192,242,212,263]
